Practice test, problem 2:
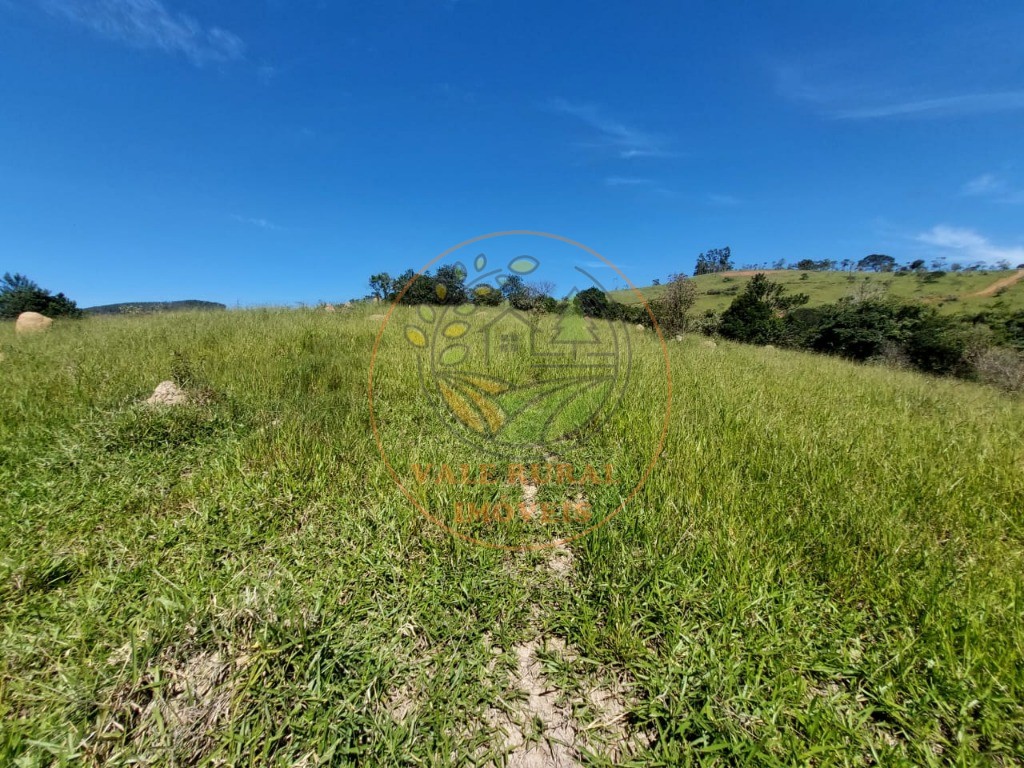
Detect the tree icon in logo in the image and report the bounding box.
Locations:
[400,253,629,458]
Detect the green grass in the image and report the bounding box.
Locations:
[613,268,1024,316]
[1,306,1023,765]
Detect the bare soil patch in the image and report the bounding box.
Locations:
[972,268,1024,297]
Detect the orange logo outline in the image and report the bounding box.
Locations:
[368,230,673,551]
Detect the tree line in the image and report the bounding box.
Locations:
[0,273,81,319]
[366,262,1023,391]
[366,266,682,327]
[663,246,1021,280]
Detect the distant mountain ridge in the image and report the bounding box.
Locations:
[84,300,226,315]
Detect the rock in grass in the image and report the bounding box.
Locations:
[146,381,188,407]
[15,312,53,334]
[702,339,717,348]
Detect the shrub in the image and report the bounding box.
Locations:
[719,274,808,345]
[471,284,503,306]
[904,311,965,375]
[807,300,904,361]
[649,274,697,335]
[969,347,1024,392]
[692,309,719,335]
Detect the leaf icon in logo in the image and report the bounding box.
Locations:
[452,373,508,395]
[444,322,469,339]
[435,283,448,302]
[405,326,427,348]
[438,379,487,433]
[474,254,487,271]
[509,256,540,275]
[440,345,467,365]
[437,373,509,434]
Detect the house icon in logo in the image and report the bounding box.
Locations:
[475,306,608,366]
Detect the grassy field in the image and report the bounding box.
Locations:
[2,306,1023,766]
[612,269,1024,317]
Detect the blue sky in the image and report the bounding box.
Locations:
[2,0,1024,307]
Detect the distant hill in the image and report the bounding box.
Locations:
[84,300,227,316]
[611,269,1024,316]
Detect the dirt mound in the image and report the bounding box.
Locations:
[15,311,53,334]
[146,381,188,407]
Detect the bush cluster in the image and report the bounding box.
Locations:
[705,273,1024,391]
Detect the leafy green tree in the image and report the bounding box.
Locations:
[650,273,697,334]
[499,274,528,304]
[857,254,896,272]
[434,264,468,305]
[386,265,468,306]
[574,287,611,318]
[794,258,834,271]
[368,273,395,301]
[694,246,733,276]
[718,273,807,344]
[0,272,81,319]
[393,269,437,305]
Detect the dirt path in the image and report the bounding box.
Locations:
[972,269,1024,298]
[717,269,788,277]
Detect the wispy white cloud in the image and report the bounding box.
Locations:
[962,173,1004,197]
[777,67,1024,120]
[960,173,1024,204]
[232,214,280,231]
[551,99,675,159]
[605,176,652,187]
[708,193,741,206]
[834,91,1024,120]
[916,225,1024,265]
[40,0,244,66]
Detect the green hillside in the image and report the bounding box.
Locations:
[1,307,1023,764]
[613,268,1024,316]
